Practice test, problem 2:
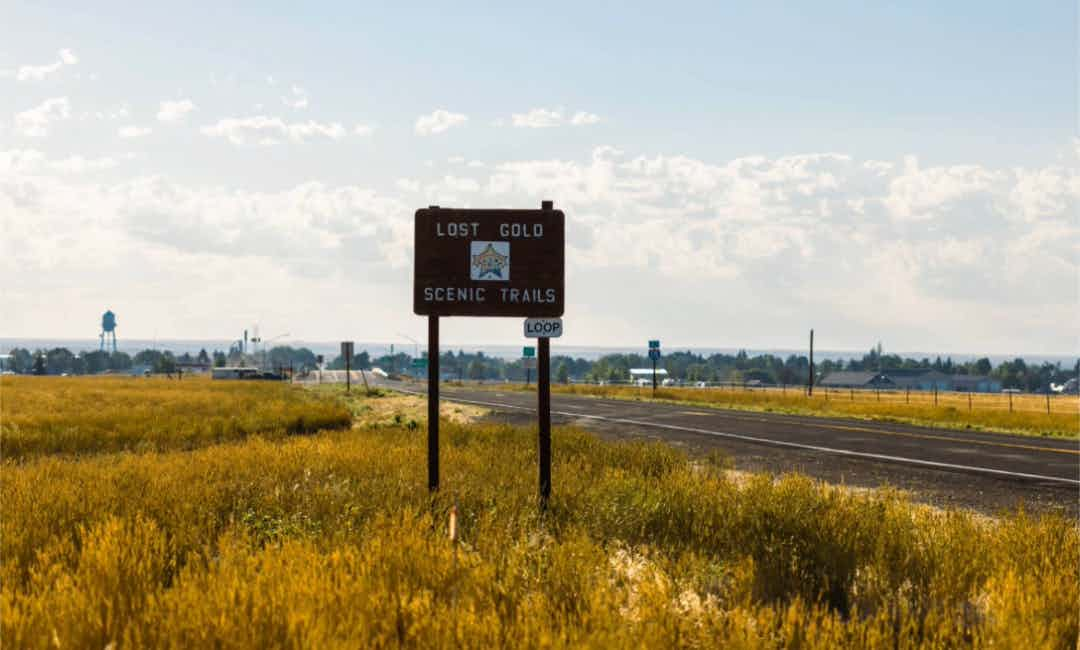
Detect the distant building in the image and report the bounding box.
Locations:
[877,369,952,391]
[1051,378,1078,395]
[212,367,261,380]
[950,375,1002,393]
[817,371,880,388]
[819,369,1002,393]
[177,361,211,375]
[630,368,668,386]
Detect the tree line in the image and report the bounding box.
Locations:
[7,345,1076,393]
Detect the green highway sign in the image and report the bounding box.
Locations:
[523,346,536,358]
[412,358,427,368]
[648,340,660,349]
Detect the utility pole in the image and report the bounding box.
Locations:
[808,328,815,396]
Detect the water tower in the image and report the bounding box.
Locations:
[100,310,117,354]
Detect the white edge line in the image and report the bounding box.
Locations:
[396,388,1080,487]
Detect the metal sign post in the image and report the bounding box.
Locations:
[538,335,551,505]
[414,201,565,501]
[523,346,535,386]
[648,340,661,396]
[427,317,439,492]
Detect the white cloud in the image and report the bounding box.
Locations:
[0,149,124,174]
[282,85,309,109]
[2,142,1075,352]
[441,175,480,192]
[15,49,79,81]
[118,125,152,138]
[89,104,130,121]
[480,146,1078,327]
[414,109,467,136]
[396,178,420,192]
[157,99,197,123]
[13,97,71,136]
[570,111,601,126]
[353,124,375,136]
[200,116,347,145]
[512,108,563,128]
[507,107,602,128]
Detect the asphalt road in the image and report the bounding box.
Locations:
[384,380,1079,514]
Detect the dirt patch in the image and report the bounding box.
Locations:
[348,392,488,428]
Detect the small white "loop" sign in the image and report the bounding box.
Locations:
[524,318,563,338]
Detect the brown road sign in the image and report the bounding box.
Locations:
[413,207,564,317]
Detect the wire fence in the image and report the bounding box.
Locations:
[566,380,1079,415]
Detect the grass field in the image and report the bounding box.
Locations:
[2,378,1077,648]
[476,382,1079,439]
[0,376,352,459]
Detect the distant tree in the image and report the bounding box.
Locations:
[973,358,992,376]
[213,351,227,368]
[468,360,485,380]
[82,350,109,374]
[133,349,162,367]
[153,353,177,374]
[109,352,133,370]
[32,351,46,375]
[9,348,33,373]
[556,362,569,384]
[45,348,77,375]
[743,369,773,384]
[197,348,211,365]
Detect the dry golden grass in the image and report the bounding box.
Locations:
[0,375,351,459]
[2,383,1076,648]
[485,383,1079,439]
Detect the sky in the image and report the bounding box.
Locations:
[2,1,1077,356]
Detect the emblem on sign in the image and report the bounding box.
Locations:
[470,241,510,281]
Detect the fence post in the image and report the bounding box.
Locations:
[1009,392,1013,413]
[934,386,938,406]
[850,388,854,401]
[1046,392,1050,415]
[968,392,972,412]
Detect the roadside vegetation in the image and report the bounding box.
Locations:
[483,382,1079,439]
[0,376,351,459]
[2,381,1076,648]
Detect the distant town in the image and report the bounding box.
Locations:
[4,341,1077,395]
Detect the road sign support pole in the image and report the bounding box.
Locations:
[652,357,657,396]
[345,352,351,393]
[428,316,440,492]
[808,328,814,397]
[538,335,551,508]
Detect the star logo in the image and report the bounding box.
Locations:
[470,241,510,281]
